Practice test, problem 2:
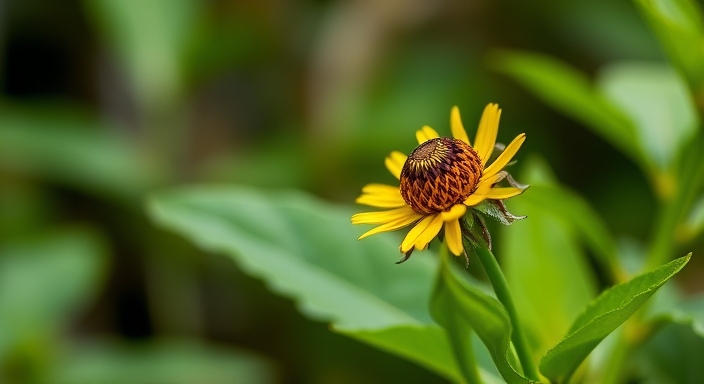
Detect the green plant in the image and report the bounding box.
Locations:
[147,1,704,382]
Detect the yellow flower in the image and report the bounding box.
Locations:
[352,103,526,262]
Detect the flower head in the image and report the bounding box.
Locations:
[352,103,527,263]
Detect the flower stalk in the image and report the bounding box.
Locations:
[473,245,540,381]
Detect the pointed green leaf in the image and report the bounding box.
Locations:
[147,186,461,380]
[539,254,691,383]
[431,252,533,384]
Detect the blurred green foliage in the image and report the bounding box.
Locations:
[2,0,704,383]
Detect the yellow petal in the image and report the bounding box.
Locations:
[450,106,470,144]
[444,219,464,256]
[358,215,420,240]
[476,172,504,190]
[462,173,503,207]
[463,193,487,207]
[486,187,524,200]
[385,151,407,179]
[474,103,501,166]
[356,185,406,207]
[352,206,419,225]
[355,194,407,208]
[401,214,441,252]
[416,125,440,144]
[483,133,526,178]
[441,204,467,222]
[408,214,444,252]
[361,183,401,197]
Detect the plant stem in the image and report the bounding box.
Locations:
[474,246,540,381]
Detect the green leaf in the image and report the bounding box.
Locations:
[597,61,698,171]
[49,339,275,384]
[343,325,502,384]
[0,229,108,360]
[502,159,601,357]
[650,293,704,338]
[147,186,459,380]
[634,0,704,96]
[520,185,620,277]
[681,195,704,240]
[636,322,704,384]
[490,50,641,165]
[0,107,156,201]
[431,251,533,384]
[539,254,691,383]
[431,269,482,384]
[636,294,704,383]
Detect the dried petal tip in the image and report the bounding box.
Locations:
[400,138,483,214]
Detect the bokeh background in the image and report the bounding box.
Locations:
[1,0,701,383]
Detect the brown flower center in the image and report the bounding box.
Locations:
[400,138,483,214]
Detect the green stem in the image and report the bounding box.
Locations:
[474,246,540,382]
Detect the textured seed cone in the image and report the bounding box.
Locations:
[400,138,483,214]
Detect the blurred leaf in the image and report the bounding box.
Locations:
[680,194,704,240]
[148,186,462,381]
[184,13,273,81]
[353,47,483,151]
[85,0,198,106]
[0,107,156,201]
[502,158,600,357]
[649,293,704,337]
[431,251,531,384]
[344,325,502,384]
[597,61,698,172]
[636,322,704,384]
[490,50,642,166]
[647,129,704,269]
[634,0,704,98]
[49,339,275,384]
[0,229,108,360]
[539,254,691,383]
[635,294,704,383]
[431,267,481,384]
